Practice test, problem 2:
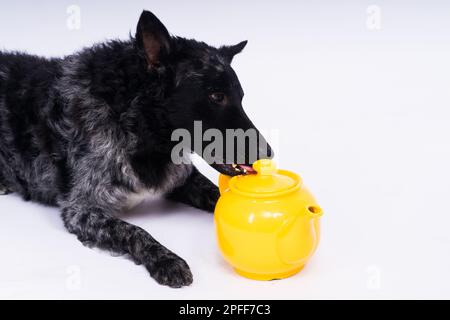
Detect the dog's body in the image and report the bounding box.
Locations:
[0,11,271,287]
[0,41,199,206]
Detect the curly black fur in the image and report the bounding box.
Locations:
[0,10,272,288]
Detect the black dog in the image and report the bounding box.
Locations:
[0,11,272,287]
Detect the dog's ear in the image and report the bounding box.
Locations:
[136,10,172,68]
[220,40,248,63]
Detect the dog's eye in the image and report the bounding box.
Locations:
[209,92,226,104]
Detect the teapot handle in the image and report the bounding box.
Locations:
[218,174,232,195]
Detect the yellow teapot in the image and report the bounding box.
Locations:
[214,159,323,280]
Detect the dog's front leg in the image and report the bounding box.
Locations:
[61,200,193,288]
[166,166,220,213]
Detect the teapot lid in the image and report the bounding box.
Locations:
[229,159,301,197]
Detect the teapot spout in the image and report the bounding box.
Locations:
[218,174,232,195]
[306,205,323,218]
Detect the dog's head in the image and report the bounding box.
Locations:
[135,11,273,176]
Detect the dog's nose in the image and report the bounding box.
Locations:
[265,143,274,159]
[257,139,274,160]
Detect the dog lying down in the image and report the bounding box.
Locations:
[0,10,272,287]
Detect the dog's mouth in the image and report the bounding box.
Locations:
[210,163,257,176]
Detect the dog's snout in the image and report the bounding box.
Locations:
[259,142,274,160]
[256,134,273,162]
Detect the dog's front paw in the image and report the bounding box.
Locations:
[146,253,193,288]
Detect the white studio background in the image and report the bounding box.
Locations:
[0,0,449,299]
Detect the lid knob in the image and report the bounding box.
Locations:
[253,159,277,176]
